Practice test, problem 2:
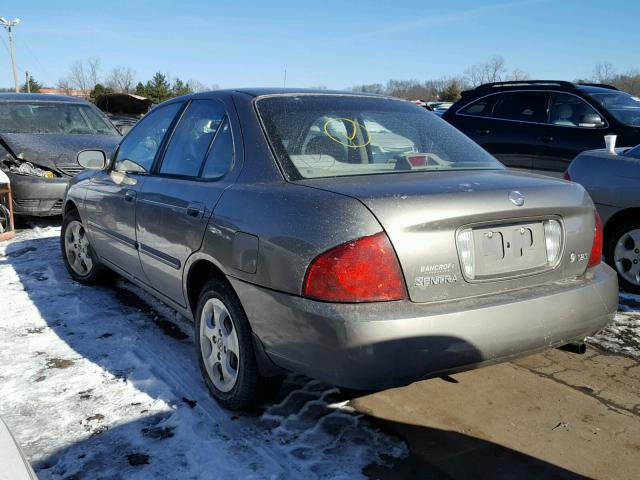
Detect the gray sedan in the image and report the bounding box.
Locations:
[566,145,640,293]
[60,89,617,410]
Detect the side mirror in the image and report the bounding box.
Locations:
[77,150,107,170]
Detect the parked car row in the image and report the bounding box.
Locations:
[0,83,633,410]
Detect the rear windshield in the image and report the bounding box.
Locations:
[589,91,640,127]
[256,95,503,179]
[0,101,120,136]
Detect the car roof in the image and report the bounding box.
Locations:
[459,80,620,98]
[177,88,385,101]
[230,88,381,97]
[0,93,89,103]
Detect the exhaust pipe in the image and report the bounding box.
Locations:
[559,341,587,354]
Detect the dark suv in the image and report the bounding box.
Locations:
[443,80,640,176]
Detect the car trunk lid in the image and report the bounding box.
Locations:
[297,169,596,303]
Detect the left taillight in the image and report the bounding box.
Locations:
[587,211,603,268]
[303,232,407,302]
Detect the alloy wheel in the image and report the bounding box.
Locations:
[199,298,240,393]
[614,228,640,287]
[64,220,93,276]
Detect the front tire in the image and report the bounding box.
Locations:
[605,219,640,294]
[195,280,281,410]
[60,210,110,284]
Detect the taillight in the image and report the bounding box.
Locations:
[587,211,603,268]
[562,170,571,181]
[303,232,407,302]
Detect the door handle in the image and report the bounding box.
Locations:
[186,202,203,218]
[124,190,136,202]
[540,135,554,143]
[475,129,491,136]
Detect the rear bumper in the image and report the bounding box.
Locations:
[8,173,68,216]
[230,264,618,390]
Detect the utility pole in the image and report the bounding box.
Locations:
[0,17,21,93]
[25,71,29,93]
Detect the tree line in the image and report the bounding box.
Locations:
[14,56,640,103]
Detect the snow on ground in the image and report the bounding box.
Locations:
[1,223,639,480]
[588,292,640,358]
[0,224,406,480]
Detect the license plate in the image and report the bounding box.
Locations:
[472,222,548,278]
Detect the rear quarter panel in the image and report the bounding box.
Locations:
[201,181,383,295]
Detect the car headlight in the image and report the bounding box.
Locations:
[9,161,57,178]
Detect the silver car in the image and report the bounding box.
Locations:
[61,89,618,410]
[566,144,640,294]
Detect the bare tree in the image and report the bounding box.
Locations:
[350,83,385,94]
[106,66,136,93]
[509,68,531,81]
[64,57,101,94]
[465,55,507,87]
[56,78,73,95]
[592,62,615,83]
[186,79,210,93]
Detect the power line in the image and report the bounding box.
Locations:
[19,36,49,80]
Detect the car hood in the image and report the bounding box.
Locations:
[0,132,119,176]
[298,169,596,302]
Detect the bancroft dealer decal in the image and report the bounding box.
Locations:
[415,263,459,288]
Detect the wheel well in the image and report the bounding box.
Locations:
[186,260,229,315]
[603,208,640,242]
[63,200,79,217]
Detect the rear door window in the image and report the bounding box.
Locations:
[493,92,549,123]
[201,116,234,179]
[159,99,226,177]
[457,95,498,117]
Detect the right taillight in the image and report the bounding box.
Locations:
[303,232,407,302]
[587,211,603,268]
[562,170,571,181]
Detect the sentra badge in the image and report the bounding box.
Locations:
[415,263,458,288]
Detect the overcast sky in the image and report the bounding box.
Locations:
[0,0,637,90]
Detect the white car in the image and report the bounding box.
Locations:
[0,418,37,480]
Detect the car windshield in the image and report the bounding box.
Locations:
[256,94,503,180]
[0,101,120,136]
[588,91,640,127]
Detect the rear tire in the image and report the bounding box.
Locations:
[60,210,110,284]
[604,218,640,294]
[195,279,282,410]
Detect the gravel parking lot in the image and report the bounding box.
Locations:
[1,220,639,479]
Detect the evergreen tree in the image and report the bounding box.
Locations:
[134,81,147,97]
[144,72,171,103]
[172,78,193,97]
[20,75,42,93]
[90,83,113,101]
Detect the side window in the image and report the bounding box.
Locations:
[114,103,182,173]
[493,92,548,123]
[160,99,226,177]
[458,96,497,117]
[201,117,234,179]
[548,93,605,128]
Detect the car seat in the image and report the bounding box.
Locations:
[305,135,348,163]
[551,103,575,126]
